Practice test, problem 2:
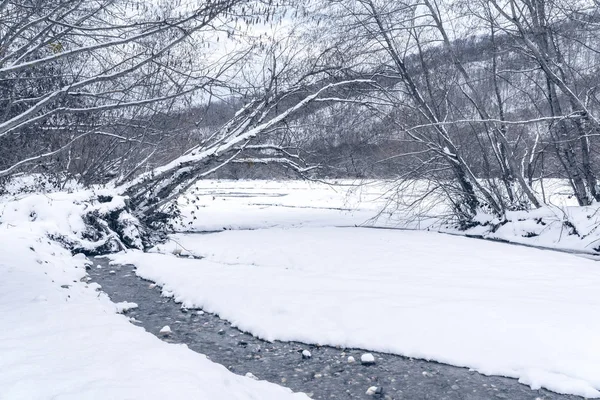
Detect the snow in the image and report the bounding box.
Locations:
[159,325,172,335]
[0,188,138,253]
[0,174,82,199]
[177,179,600,254]
[175,179,410,231]
[245,372,259,381]
[0,192,307,400]
[115,301,138,313]
[4,178,600,399]
[111,227,600,398]
[464,205,600,254]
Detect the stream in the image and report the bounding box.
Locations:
[88,258,583,400]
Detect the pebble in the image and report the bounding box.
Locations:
[302,350,312,359]
[148,283,157,289]
[452,385,460,390]
[347,356,356,363]
[109,270,116,274]
[361,353,376,365]
[366,386,380,395]
[245,372,259,380]
[159,325,171,335]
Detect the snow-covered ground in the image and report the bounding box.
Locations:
[0,174,82,199]
[112,228,600,398]
[175,179,442,231]
[104,179,600,398]
[0,192,307,400]
[178,179,600,254]
[3,178,599,399]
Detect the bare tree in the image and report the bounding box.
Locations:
[121,33,376,222]
[300,0,600,221]
[469,0,600,205]
[0,0,259,180]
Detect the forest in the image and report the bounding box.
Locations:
[3,0,600,227]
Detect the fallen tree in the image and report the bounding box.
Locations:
[74,77,376,254]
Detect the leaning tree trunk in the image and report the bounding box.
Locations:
[120,79,376,231]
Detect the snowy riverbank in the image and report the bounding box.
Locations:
[0,191,307,400]
[2,179,600,398]
[111,227,600,398]
[107,179,600,398]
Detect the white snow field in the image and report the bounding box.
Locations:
[104,179,600,398]
[178,179,600,254]
[175,179,440,231]
[0,192,307,400]
[2,178,599,399]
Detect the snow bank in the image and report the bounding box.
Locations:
[112,227,600,398]
[0,192,306,400]
[464,205,600,255]
[0,188,145,253]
